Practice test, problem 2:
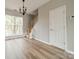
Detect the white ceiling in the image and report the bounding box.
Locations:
[5,0,50,13]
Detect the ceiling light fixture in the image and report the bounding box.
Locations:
[19,0,27,15]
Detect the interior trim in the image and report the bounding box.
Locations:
[33,36,74,55]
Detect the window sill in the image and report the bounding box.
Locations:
[5,35,25,40]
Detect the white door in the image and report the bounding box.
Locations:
[49,5,66,49]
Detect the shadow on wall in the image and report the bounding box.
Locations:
[27,11,38,34]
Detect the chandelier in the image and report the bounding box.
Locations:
[19,0,27,15]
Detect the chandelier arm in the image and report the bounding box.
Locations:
[19,0,27,15]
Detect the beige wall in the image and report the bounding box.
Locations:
[32,0,74,52]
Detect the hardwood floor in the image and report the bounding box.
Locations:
[5,38,73,59]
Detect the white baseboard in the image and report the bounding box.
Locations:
[33,37,74,55]
[5,35,25,40]
[66,50,74,55]
[33,36,52,45]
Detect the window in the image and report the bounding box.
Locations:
[5,15,23,36]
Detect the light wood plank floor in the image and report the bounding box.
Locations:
[5,38,73,59]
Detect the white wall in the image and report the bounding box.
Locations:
[66,0,74,52]
[32,0,74,52]
[32,11,49,42]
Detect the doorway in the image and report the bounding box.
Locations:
[49,5,66,49]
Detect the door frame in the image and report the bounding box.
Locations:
[48,5,67,50]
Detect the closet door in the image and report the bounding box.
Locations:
[49,5,66,49]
